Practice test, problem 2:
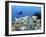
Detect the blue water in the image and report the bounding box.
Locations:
[12,5,41,22]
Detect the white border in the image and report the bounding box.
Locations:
[9,3,44,35]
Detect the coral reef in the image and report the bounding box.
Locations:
[12,16,41,31]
